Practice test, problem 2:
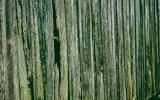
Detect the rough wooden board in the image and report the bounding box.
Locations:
[0,0,160,100]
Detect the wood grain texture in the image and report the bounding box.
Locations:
[0,0,160,100]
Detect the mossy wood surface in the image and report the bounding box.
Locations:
[0,0,160,100]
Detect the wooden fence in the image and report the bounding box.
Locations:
[0,0,160,100]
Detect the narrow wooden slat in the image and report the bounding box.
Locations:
[54,0,68,99]
[0,0,5,99]
[80,0,94,100]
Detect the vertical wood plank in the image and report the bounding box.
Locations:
[80,0,94,100]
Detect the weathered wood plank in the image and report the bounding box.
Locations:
[64,0,81,100]
[0,0,5,99]
[80,0,95,100]
[54,0,69,99]
[0,0,160,100]
[92,0,104,100]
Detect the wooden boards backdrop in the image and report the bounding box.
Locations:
[0,0,160,100]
